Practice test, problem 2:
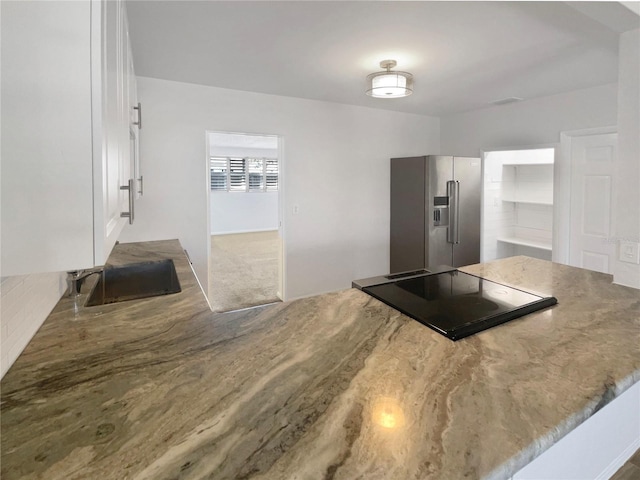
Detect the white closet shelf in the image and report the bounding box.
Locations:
[496,236,552,251]
[501,197,553,206]
[502,162,554,166]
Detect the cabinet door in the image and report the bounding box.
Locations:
[93,0,128,265]
[1,0,95,275]
[119,1,131,191]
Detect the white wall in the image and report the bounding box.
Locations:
[613,28,640,289]
[0,272,67,378]
[440,83,629,278]
[118,77,440,301]
[208,133,277,159]
[441,39,639,290]
[211,192,278,235]
[440,83,618,155]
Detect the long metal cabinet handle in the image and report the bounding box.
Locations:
[138,175,143,196]
[447,180,460,244]
[120,179,134,224]
[133,102,142,129]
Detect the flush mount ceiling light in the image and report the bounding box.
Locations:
[366,60,413,99]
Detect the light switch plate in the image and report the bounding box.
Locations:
[619,241,640,264]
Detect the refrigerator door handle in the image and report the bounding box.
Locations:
[447,180,460,244]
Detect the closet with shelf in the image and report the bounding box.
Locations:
[483,150,555,262]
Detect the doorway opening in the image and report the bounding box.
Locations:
[481,147,556,263]
[206,131,283,313]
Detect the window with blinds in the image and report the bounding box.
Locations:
[210,158,228,190]
[210,157,278,192]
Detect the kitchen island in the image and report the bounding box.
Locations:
[1,240,639,479]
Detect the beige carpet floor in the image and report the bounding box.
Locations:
[210,231,281,313]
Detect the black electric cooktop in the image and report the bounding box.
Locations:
[353,269,557,341]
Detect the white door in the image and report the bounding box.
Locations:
[568,133,617,273]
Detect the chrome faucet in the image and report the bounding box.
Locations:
[67,267,104,297]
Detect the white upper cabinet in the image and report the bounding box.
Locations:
[1,0,139,276]
[97,0,130,264]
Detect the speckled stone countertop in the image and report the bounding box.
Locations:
[2,241,639,480]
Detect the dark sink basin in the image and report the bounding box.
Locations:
[85,259,181,307]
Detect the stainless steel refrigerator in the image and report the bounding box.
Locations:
[390,155,481,273]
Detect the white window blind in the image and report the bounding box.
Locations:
[248,158,264,191]
[210,157,278,192]
[229,157,246,191]
[210,158,227,190]
[265,159,278,191]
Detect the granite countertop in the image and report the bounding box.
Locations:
[1,240,639,480]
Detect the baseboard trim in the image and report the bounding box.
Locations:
[211,228,278,236]
[596,437,640,480]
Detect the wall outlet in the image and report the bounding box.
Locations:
[619,241,640,264]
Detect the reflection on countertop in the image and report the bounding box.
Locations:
[1,242,639,480]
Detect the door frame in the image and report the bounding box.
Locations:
[558,126,617,266]
[205,130,286,308]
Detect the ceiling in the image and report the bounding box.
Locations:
[126,1,639,117]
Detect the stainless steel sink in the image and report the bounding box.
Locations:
[85,259,181,306]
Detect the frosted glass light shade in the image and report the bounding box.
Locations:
[366,71,413,98]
